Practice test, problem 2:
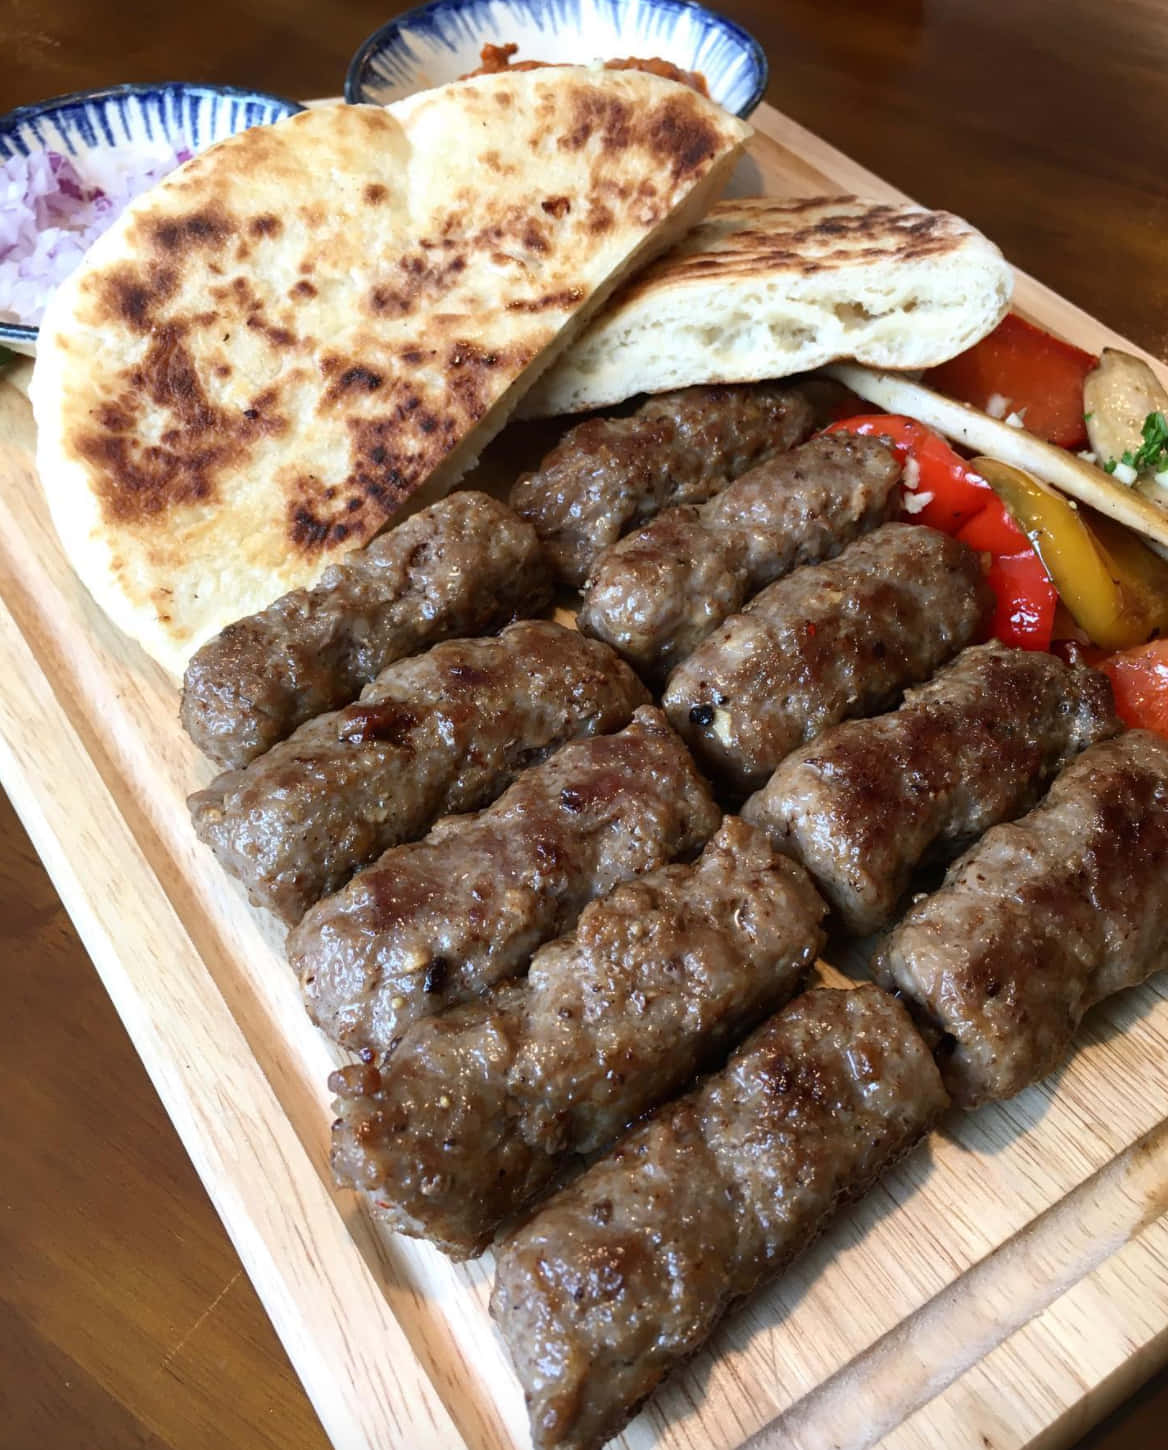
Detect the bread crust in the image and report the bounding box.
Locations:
[524,194,1012,416]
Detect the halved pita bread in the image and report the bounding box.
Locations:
[524,194,1012,416]
[31,74,748,676]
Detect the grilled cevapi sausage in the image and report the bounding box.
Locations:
[188,623,648,925]
[292,708,721,1052]
[744,642,1119,934]
[579,434,902,678]
[491,984,948,1450]
[873,730,1168,1109]
[663,523,992,794]
[329,818,826,1257]
[509,384,815,587]
[181,491,552,768]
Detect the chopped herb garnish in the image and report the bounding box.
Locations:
[1103,458,1118,474]
[1083,411,1094,422]
[1120,410,1168,474]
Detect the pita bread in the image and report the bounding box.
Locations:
[30,74,748,677]
[523,195,1012,417]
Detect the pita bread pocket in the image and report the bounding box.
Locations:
[30,72,749,677]
[524,194,1012,416]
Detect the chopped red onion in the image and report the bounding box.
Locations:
[0,144,192,328]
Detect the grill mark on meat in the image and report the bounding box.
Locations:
[744,642,1119,933]
[872,730,1168,1108]
[188,621,648,924]
[290,708,720,1051]
[328,818,827,1257]
[336,701,421,746]
[490,985,947,1450]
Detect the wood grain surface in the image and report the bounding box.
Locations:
[3,4,1168,1450]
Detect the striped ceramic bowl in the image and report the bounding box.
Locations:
[0,82,303,356]
[346,0,767,117]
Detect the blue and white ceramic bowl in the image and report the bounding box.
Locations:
[0,82,304,356]
[346,0,767,117]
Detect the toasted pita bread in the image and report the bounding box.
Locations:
[523,195,1012,417]
[31,74,748,677]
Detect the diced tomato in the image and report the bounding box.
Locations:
[955,495,1029,555]
[1097,640,1168,736]
[923,313,1097,449]
[984,550,1058,652]
[822,414,994,531]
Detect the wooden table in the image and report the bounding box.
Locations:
[3,3,1167,1447]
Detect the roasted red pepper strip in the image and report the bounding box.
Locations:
[1097,640,1168,736]
[954,496,1029,555]
[982,550,1058,651]
[823,414,994,531]
[923,313,1098,449]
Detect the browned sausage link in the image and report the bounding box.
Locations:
[180,492,552,769]
[187,622,649,925]
[579,434,902,679]
[508,384,815,587]
[291,707,721,1053]
[744,642,1119,934]
[490,984,948,1450]
[873,729,1168,1109]
[329,818,826,1258]
[663,523,993,795]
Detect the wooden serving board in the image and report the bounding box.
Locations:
[3,101,1168,1450]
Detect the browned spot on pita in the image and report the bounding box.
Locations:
[506,286,584,313]
[586,201,614,235]
[75,327,237,521]
[323,364,385,406]
[522,219,550,254]
[291,279,317,300]
[97,402,134,431]
[559,90,632,152]
[542,195,570,218]
[148,204,233,255]
[245,388,288,435]
[70,323,294,524]
[249,213,282,239]
[289,502,333,549]
[364,183,388,205]
[643,95,719,180]
[210,274,262,309]
[368,250,468,317]
[94,261,179,332]
[245,313,297,349]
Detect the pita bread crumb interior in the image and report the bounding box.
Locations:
[523,195,1013,417]
[30,72,749,678]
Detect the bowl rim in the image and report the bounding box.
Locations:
[0,81,305,347]
[0,80,305,141]
[344,0,769,117]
